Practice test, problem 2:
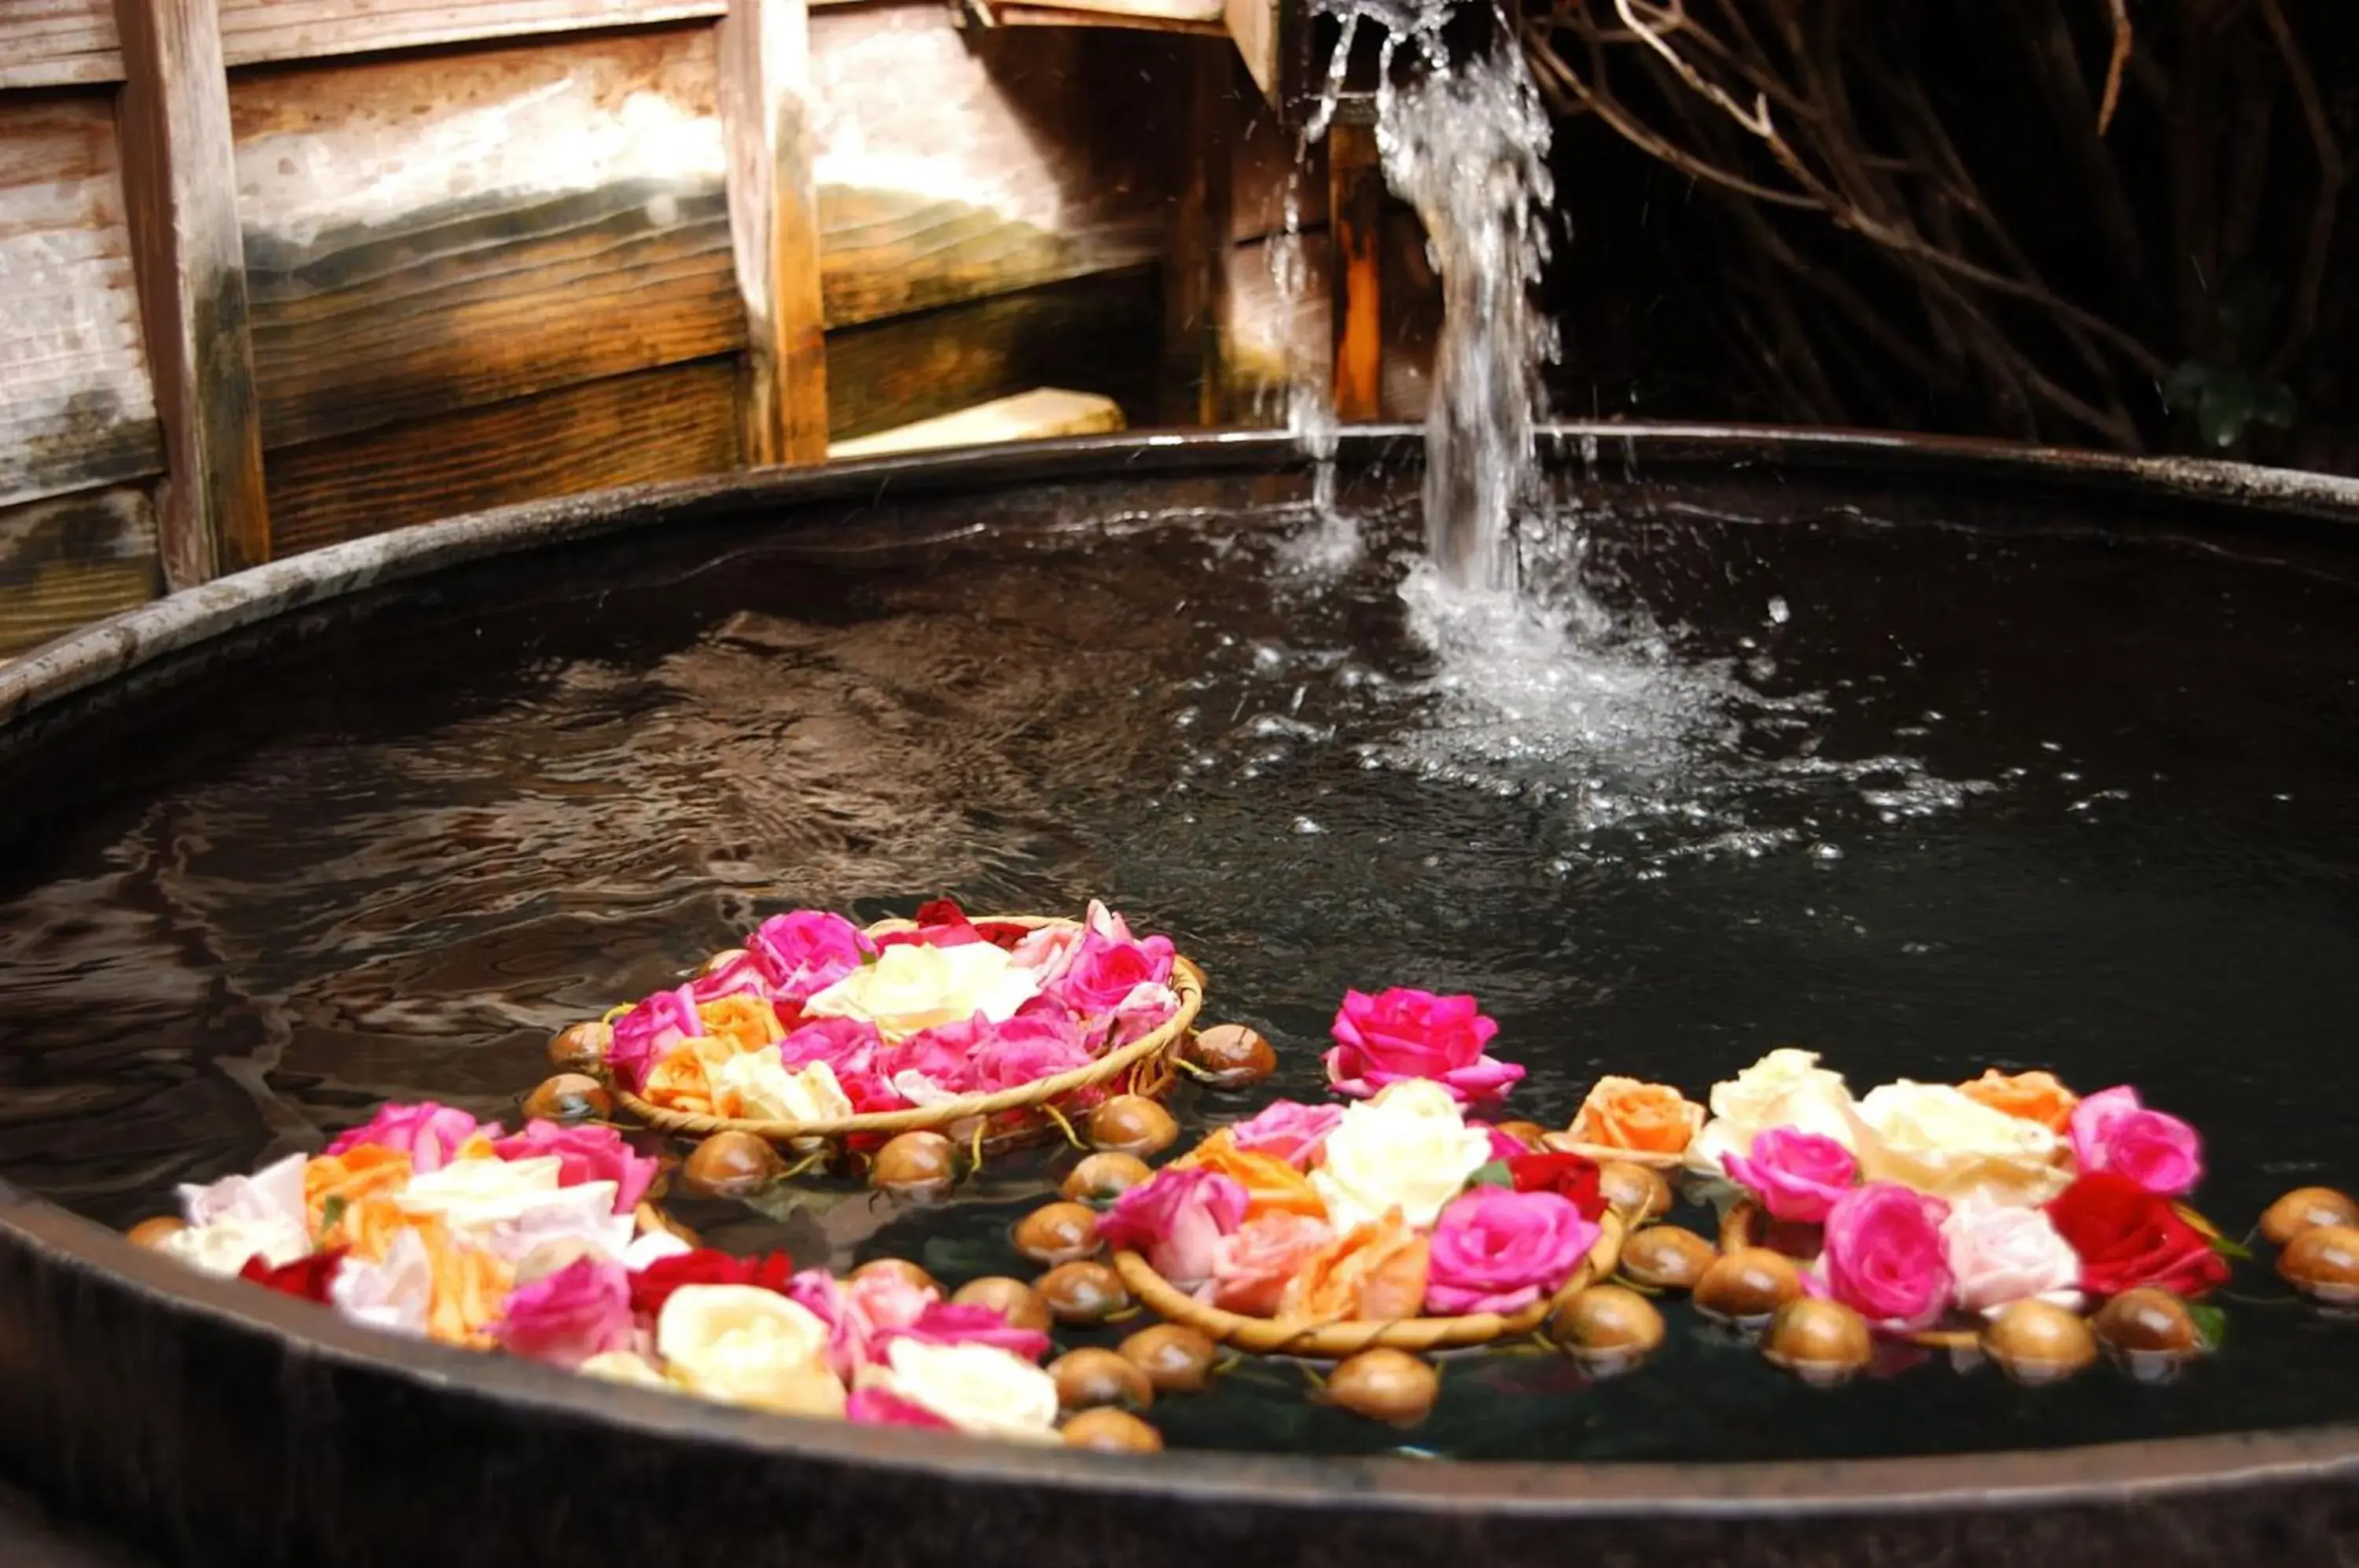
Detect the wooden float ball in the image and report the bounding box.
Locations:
[1118,1324,1219,1394]
[1062,1408,1165,1453]
[1051,1348,1154,1414]
[1087,1095,1179,1158]
[1014,1202,1102,1267]
[680,1130,783,1198]
[870,1131,957,1199]
[1184,1025,1276,1087]
[951,1275,1054,1334]
[1324,1349,1438,1425]
[1062,1152,1154,1204]
[523,1073,611,1123]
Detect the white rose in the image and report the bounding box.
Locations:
[869,1339,1059,1443]
[622,1229,695,1270]
[803,943,1040,1042]
[657,1284,846,1417]
[178,1151,308,1231]
[1941,1191,2084,1318]
[578,1352,675,1390]
[1310,1079,1492,1232]
[478,1181,633,1264]
[329,1228,434,1337]
[1854,1081,2066,1206]
[1685,1048,1860,1176]
[160,1212,313,1277]
[391,1154,569,1231]
[711,1051,853,1123]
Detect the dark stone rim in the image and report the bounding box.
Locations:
[6,422,2359,1532]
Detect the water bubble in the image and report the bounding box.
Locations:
[1768,596,1791,625]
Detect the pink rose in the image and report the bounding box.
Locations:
[491,1121,658,1214]
[1227,1101,1345,1168]
[1050,909,1177,1041]
[1007,924,1084,988]
[778,1018,901,1112]
[1097,1166,1248,1291]
[2069,1086,2203,1198]
[881,1018,983,1102]
[1470,1121,1529,1162]
[605,985,701,1092]
[1205,1212,1334,1316]
[493,1257,634,1367]
[970,1009,1094,1091]
[748,911,873,1001]
[1424,1187,1599,1316]
[873,1302,1051,1364]
[1323,987,1524,1103]
[1809,1182,1953,1331]
[690,951,773,1004]
[846,1387,951,1429]
[323,1102,491,1172]
[1724,1127,1857,1224]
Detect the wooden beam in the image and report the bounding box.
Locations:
[0,1,124,89]
[1326,100,1382,421]
[113,0,269,586]
[719,0,830,466]
[1162,44,1235,425]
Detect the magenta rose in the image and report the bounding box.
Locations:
[493,1257,634,1367]
[1424,1187,1599,1316]
[605,985,701,1092]
[970,1008,1094,1091]
[1809,1182,1953,1330]
[747,911,873,1001]
[2069,1086,2203,1198]
[1724,1127,1857,1224]
[1227,1101,1345,1168]
[1097,1166,1248,1291]
[1324,987,1524,1103]
[1470,1121,1529,1162]
[874,1301,1052,1364]
[845,1387,951,1429]
[778,1018,901,1112]
[880,1018,983,1103]
[690,950,773,1004]
[491,1121,658,1213]
[323,1102,491,1173]
[1050,907,1176,1021]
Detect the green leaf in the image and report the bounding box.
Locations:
[2189,1302,2228,1353]
[2208,1231,2255,1263]
[1468,1160,1516,1190]
[318,1194,348,1236]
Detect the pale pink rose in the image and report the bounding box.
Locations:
[1205,1212,1334,1316]
[491,1121,658,1213]
[494,1257,635,1367]
[1424,1187,1598,1316]
[2069,1086,2203,1198]
[778,1018,901,1112]
[1807,1182,1953,1331]
[1227,1101,1345,1168]
[1941,1194,2084,1318]
[784,1264,963,1380]
[1007,924,1084,988]
[748,911,873,1001]
[1097,1166,1248,1291]
[1724,1126,1857,1224]
[970,1009,1095,1091]
[1323,987,1524,1103]
[605,985,700,1092]
[323,1102,491,1172]
[845,1386,952,1428]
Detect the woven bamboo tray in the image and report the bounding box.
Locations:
[605,915,1203,1146]
[1112,1209,1627,1358]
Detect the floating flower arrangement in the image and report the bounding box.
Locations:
[539,900,1203,1158]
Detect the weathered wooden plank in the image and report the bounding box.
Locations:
[826,386,1123,458]
[0,486,164,657]
[116,0,273,584]
[719,0,829,466]
[1161,45,1234,424]
[264,358,741,556]
[0,2,123,88]
[0,98,164,511]
[808,8,1161,329]
[216,0,727,67]
[825,267,1162,440]
[231,29,742,452]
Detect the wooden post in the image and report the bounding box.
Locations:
[113,0,270,586]
[1163,43,1235,426]
[719,0,830,466]
[1327,95,1382,421]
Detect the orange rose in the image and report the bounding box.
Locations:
[640,1045,714,1114]
[422,1228,515,1347]
[305,1145,413,1231]
[1956,1069,2078,1133]
[697,996,786,1057]
[1569,1077,1704,1154]
[1277,1210,1430,1323]
[1176,1131,1328,1222]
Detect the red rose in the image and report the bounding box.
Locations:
[1507,1152,1606,1221]
[911,899,1032,950]
[2046,1172,2229,1297]
[241,1248,346,1303]
[627,1248,794,1319]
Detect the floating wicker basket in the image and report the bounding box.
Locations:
[604,915,1203,1147]
[1112,1209,1627,1359]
